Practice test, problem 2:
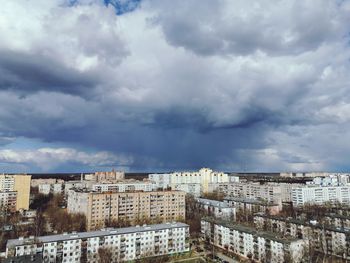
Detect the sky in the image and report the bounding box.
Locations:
[0,0,350,173]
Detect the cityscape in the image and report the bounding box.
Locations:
[1,0,350,262]
[2,170,350,262]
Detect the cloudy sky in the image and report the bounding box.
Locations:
[0,0,350,173]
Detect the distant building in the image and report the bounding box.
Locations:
[291,186,350,206]
[6,222,190,262]
[91,181,157,193]
[221,182,283,206]
[83,170,125,182]
[149,168,230,197]
[38,183,63,195]
[0,174,31,210]
[31,178,64,188]
[67,190,186,230]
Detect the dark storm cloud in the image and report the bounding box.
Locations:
[0,50,99,95]
[0,0,350,172]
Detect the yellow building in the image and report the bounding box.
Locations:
[0,174,31,211]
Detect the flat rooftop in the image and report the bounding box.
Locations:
[7,222,189,248]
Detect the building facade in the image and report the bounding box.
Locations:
[91,181,157,193]
[221,182,283,206]
[149,168,230,197]
[291,186,350,206]
[224,197,281,215]
[201,218,305,263]
[0,174,31,211]
[6,223,190,263]
[67,190,186,230]
[196,198,236,219]
[0,191,17,212]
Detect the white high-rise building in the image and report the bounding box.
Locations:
[149,168,230,197]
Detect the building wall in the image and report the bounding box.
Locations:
[0,174,31,211]
[68,190,186,230]
[149,168,229,196]
[291,186,350,206]
[6,223,190,262]
[201,219,305,263]
[0,191,17,212]
[13,175,31,210]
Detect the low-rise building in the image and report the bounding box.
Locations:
[196,198,236,219]
[201,218,305,263]
[67,190,186,230]
[38,183,63,195]
[254,213,350,260]
[224,197,281,215]
[6,222,190,263]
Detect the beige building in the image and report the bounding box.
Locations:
[83,170,125,182]
[67,190,186,230]
[0,174,31,211]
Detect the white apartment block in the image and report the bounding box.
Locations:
[291,186,350,206]
[31,179,64,188]
[222,182,283,206]
[307,174,350,186]
[91,181,157,193]
[6,223,190,263]
[39,183,63,195]
[149,168,230,197]
[196,198,236,219]
[201,218,305,263]
[172,183,201,197]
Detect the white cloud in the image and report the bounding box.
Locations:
[0,147,132,171]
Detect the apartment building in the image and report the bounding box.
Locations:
[0,191,17,212]
[39,183,63,195]
[224,197,281,215]
[201,218,305,263]
[196,198,236,219]
[67,190,186,230]
[5,222,190,263]
[222,182,283,206]
[149,168,230,197]
[307,174,350,186]
[83,170,125,182]
[0,174,31,210]
[291,186,350,206]
[91,181,157,193]
[31,179,64,188]
[324,213,350,229]
[254,213,350,260]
